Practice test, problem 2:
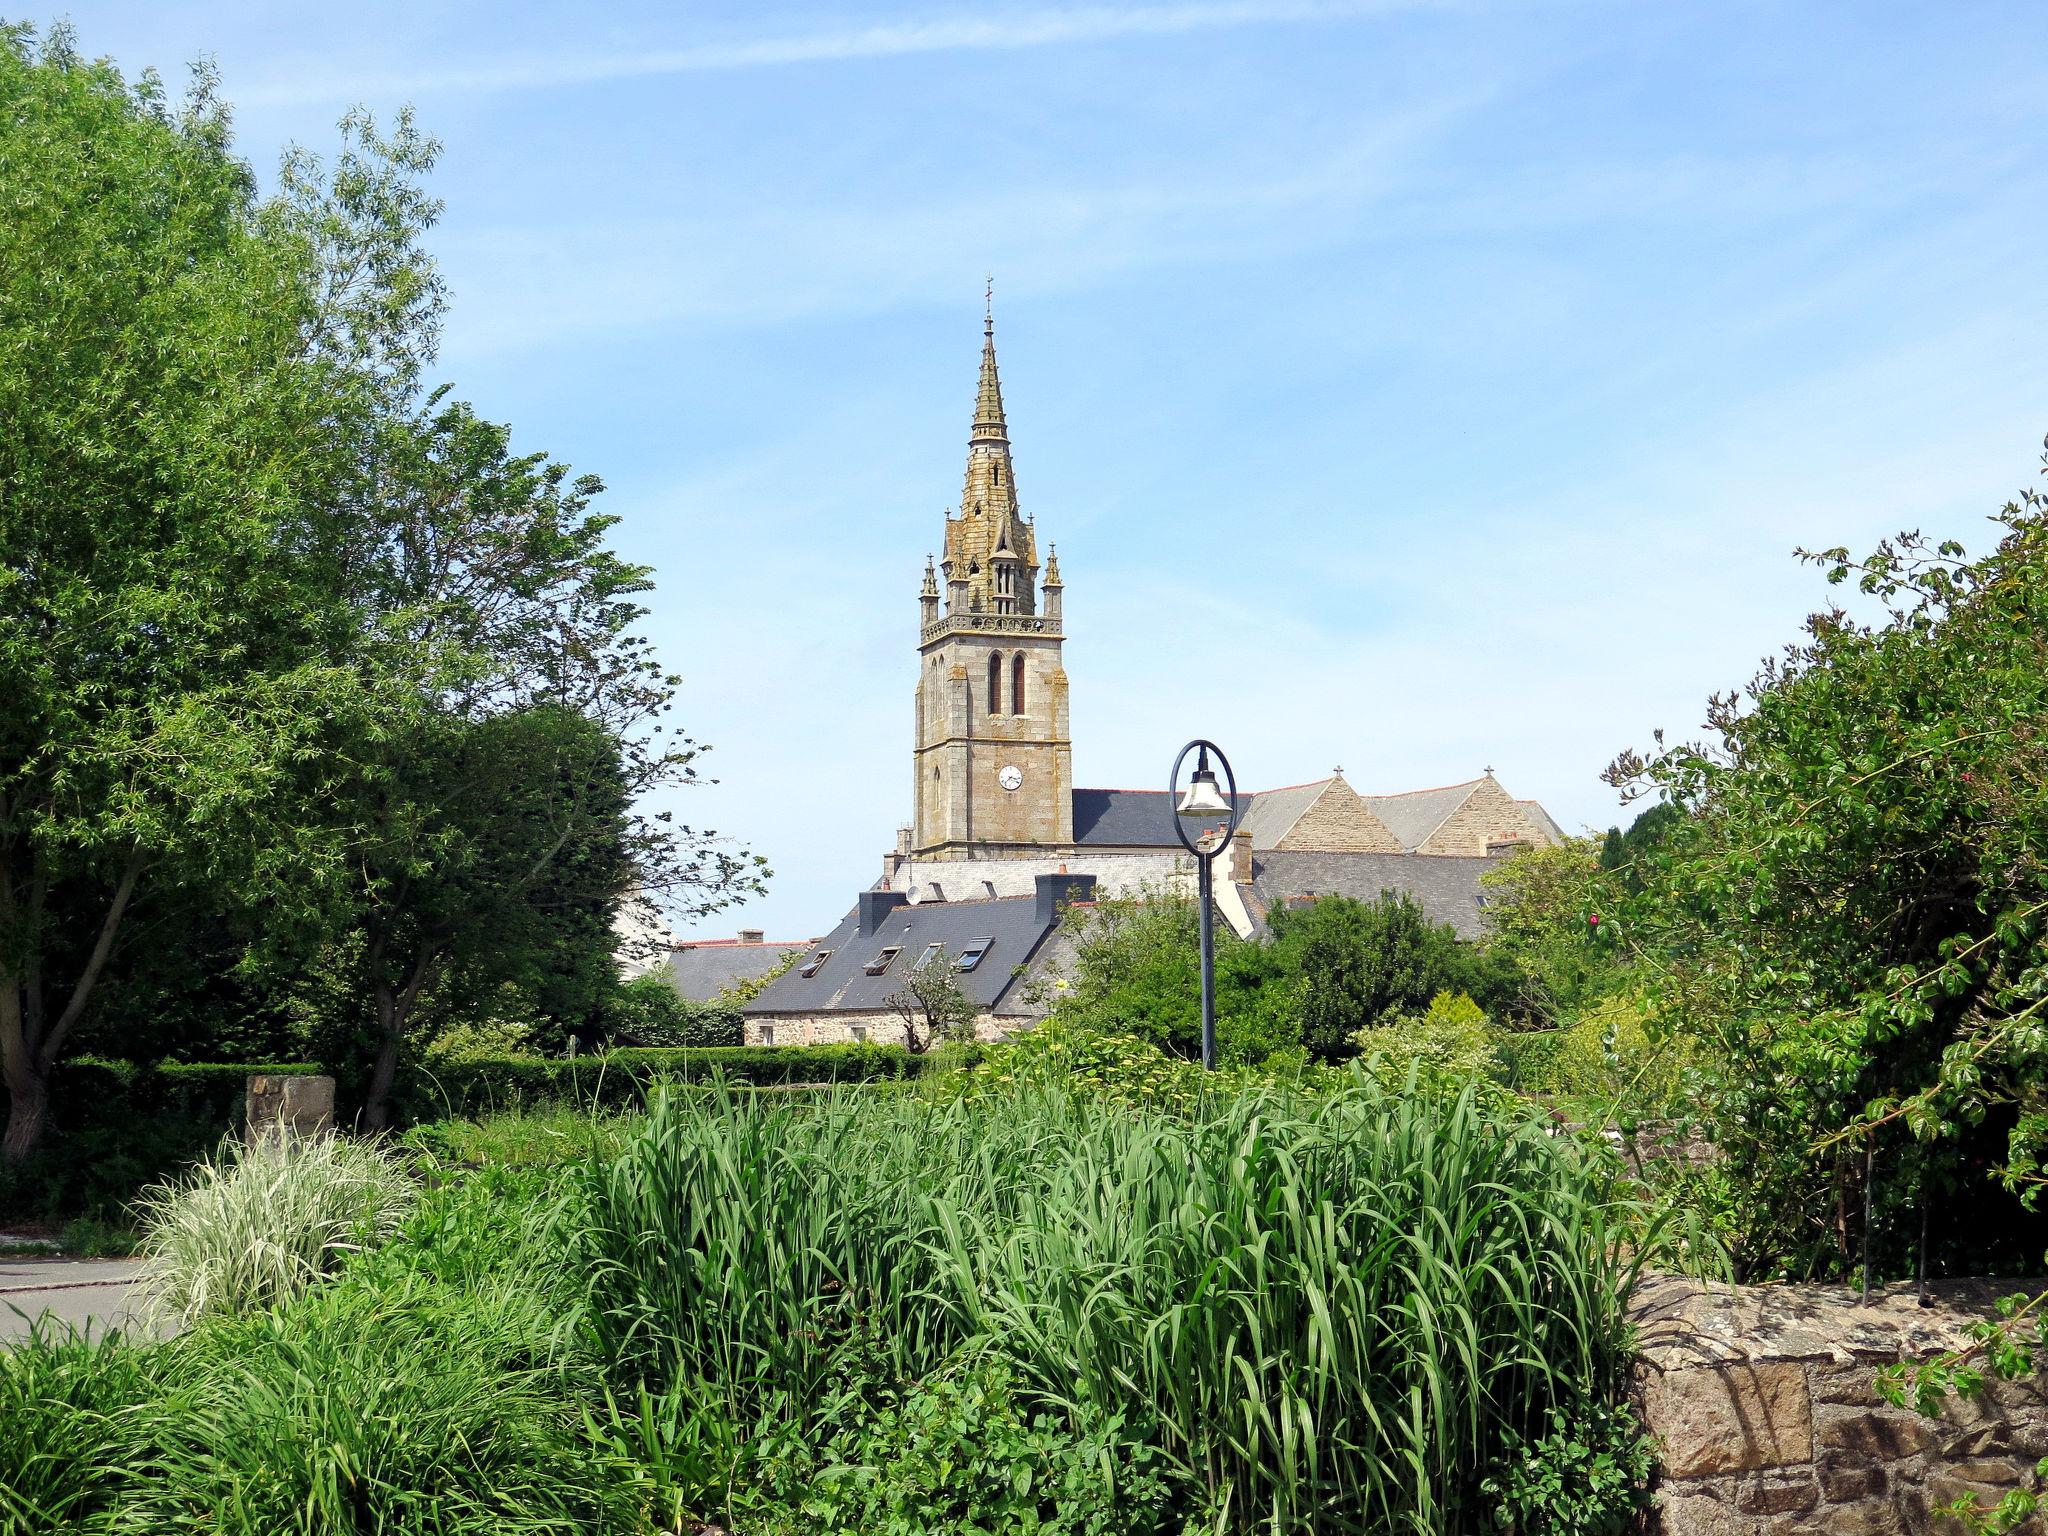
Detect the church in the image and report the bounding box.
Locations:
[742,313,1563,1046]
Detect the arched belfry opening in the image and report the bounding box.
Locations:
[987,650,1003,715]
[1012,653,1026,715]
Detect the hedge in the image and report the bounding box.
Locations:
[395,1044,925,1121]
[0,1058,324,1223]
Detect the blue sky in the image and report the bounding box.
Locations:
[62,1,2048,941]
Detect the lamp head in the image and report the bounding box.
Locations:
[1176,751,1233,818]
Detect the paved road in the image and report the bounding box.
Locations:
[0,1257,148,1341]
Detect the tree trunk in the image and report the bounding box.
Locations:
[1,1052,51,1168]
[362,979,403,1133]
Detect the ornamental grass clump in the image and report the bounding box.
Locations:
[585,1076,1658,1534]
[135,1128,416,1326]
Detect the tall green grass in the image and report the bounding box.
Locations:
[134,1129,416,1327]
[584,1076,1658,1533]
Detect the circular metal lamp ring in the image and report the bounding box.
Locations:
[1168,737,1242,859]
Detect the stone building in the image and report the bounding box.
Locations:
[745,312,1565,1045]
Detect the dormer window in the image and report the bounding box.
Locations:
[957,937,994,973]
[863,945,901,975]
[799,949,832,979]
[914,942,945,971]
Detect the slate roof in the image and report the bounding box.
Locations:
[1235,779,1332,849]
[1518,799,1567,843]
[744,895,1059,1017]
[660,940,810,1003]
[1362,779,1484,851]
[1248,850,1501,940]
[1071,787,1252,848]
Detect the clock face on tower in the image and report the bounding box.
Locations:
[998,764,1024,792]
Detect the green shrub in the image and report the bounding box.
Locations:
[135,1130,417,1327]
[402,1103,637,1172]
[584,1075,1658,1532]
[1354,990,1505,1088]
[1480,1401,1656,1536]
[131,1180,614,1536]
[1503,996,1685,1115]
[602,972,743,1048]
[0,1059,323,1223]
[753,1354,1174,1536]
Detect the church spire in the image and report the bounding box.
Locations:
[943,291,1036,617]
[971,294,1008,446]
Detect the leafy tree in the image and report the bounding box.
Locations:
[1479,841,1627,1025]
[1049,894,1298,1065]
[887,946,979,1055]
[1609,440,2048,1278]
[1597,800,1684,896]
[601,973,742,1049]
[1270,894,1474,1063]
[327,390,764,1127]
[0,27,763,1156]
[0,32,427,1162]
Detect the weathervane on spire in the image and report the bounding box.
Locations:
[984,275,994,335]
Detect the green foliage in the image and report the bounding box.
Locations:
[1272,892,1496,1061]
[1480,841,1628,1025]
[1503,996,1687,1115]
[1876,1289,2048,1533]
[600,972,742,1049]
[0,24,421,1164]
[752,1354,1174,1536]
[1053,890,1493,1066]
[1610,442,2048,1279]
[1355,990,1505,1090]
[396,1043,923,1121]
[134,1130,417,1327]
[1480,1402,1656,1536]
[0,24,763,1167]
[0,1059,322,1223]
[0,1321,157,1533]
[583,1077,1660,1532]
[402,1103,637,1172]
[1047,893,1300,1064]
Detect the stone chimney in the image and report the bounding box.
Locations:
[1230,829,1253,885]
[738,928,766,945]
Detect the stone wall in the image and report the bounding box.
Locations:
[743,1010,1016,1048]
[1273,779,1403,853]
[1633,1276,2048,1534]
[1416,775,1561,855]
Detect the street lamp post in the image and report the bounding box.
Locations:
[1170,739,1242,1071]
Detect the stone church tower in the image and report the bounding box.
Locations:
[911,313,1073,859]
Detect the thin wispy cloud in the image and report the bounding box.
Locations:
[242,0,1454,105]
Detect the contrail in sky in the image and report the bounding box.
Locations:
[244,1,1457,105]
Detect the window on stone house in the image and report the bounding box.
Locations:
[799,949,832,979]
[1011,653,1026,714]
[863,945,901,975]
[987,650,1002,714]
[759,1024,776,1046]
[957,937,994,973]
[851,1024,868,1042]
